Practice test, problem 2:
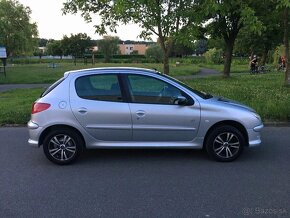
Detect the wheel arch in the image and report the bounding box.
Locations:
[39,124,86,148]
[203,120,249,148]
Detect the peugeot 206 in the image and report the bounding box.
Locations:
[28,68,263,165]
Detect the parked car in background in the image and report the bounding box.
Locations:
[28,67,263,164]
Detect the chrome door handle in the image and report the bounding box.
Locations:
[136,110,145,117]
[78,108,88,114]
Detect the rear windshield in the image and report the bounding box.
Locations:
[41,77,65,97]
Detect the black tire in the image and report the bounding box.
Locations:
[43,128,83,165]
[205,125,245,162]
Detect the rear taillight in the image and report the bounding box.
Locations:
[32,102,51,114]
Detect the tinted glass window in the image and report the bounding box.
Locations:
[41,77,65,97]
[127,74,185,104]
[158,73,213,99]
[75,74,122,102]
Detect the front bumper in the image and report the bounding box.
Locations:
[248,124,264,147]
[28,139,39,147]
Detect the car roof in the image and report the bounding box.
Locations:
[64,67,160,77]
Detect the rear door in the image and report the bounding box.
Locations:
[70,73,132,141]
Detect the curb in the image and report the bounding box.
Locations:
[263,122,290,127]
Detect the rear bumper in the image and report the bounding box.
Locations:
[248,124,264,147]
[27,120,42,147]
[27,120,39,129]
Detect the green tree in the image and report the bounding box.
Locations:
[60,33,92,64]
[278,0,290,85]
[63,0,196,75]
[207,37,225,51]
[234,1,282,65]
[195,39,207,56]
[202,0,263,77]
[170,41,195,57]
[145,44,164,62]
[46,40,63,57]
[97,36,120,62]
[38,38,49,47]
[0,0,38,56]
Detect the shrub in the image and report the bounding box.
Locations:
[145,45,164,63]
[272,45,285,64]
[204,48,223,64]
[232,57,249,65]
[112,54,145,59]
[169,56,206,64]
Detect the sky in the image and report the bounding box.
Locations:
[18,0,153,41]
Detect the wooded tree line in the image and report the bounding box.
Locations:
[45,33,92,59]
[63,0,290,84]
[43,35,128,63]
[41,36,202,58]
[0,0,289,84]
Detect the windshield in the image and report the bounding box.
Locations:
[158,73,213,99]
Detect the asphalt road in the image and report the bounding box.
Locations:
[0,127,289,218]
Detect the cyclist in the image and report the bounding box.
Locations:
[250,55,258,74]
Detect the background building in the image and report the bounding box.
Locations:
[119,44,147,55]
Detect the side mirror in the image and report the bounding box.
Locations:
[175,96,188,105]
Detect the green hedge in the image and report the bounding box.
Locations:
[7,58,71,65]
[7,55,209,65]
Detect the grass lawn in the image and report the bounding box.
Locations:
[0,69,289,125]
[198,63,251,74]
[183,72,290,122]
[0,62,200,84]
[198,63,277,74]
[0,88,42,125]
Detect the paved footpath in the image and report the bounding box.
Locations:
[0,84,50,92]
[176,68,221,80]
[0,68,221,93]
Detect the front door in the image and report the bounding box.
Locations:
[125,74,200,142]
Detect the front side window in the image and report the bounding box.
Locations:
[126,74,186,105]
[159,73,213,99]
[75,74,122,102]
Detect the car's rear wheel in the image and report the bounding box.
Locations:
[43,129,83,165]
[205,125,245,162]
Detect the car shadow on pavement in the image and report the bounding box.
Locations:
[78,149,208,165]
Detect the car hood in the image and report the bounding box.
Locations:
[212,96,256,112]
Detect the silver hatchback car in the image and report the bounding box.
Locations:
[28,67,263,164]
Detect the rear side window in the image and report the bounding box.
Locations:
[41,77,65,97]
[75,74,123,102]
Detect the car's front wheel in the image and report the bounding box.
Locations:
[205,125,245,162]
[43,129,83,165]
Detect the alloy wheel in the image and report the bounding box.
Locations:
[48,134,77,162]
[213,132,240,159]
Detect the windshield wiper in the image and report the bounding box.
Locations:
[205,93,213,99]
